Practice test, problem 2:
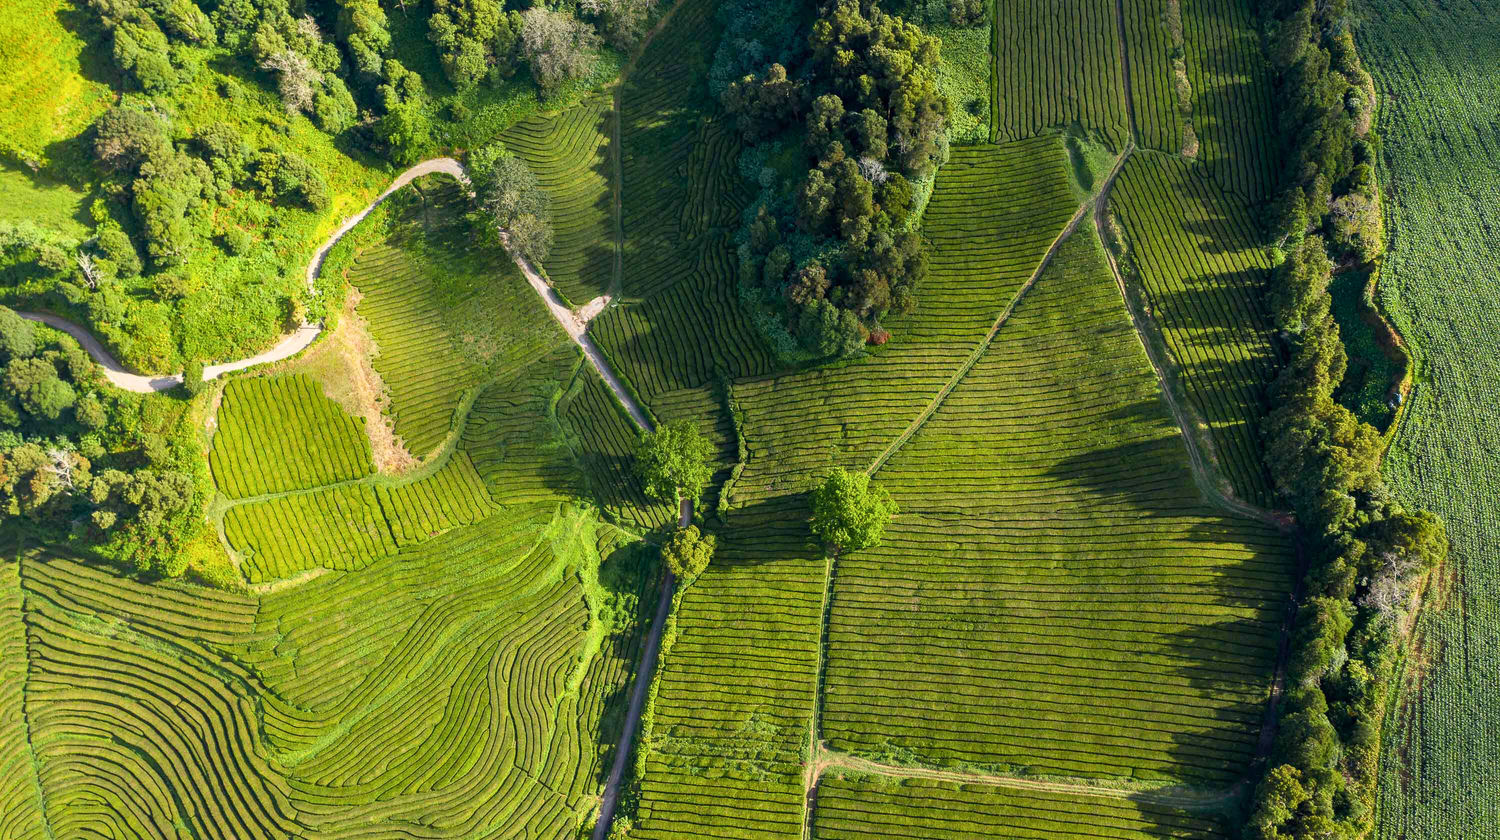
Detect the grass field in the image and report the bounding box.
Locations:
[0,0,110,162]
[812,775,1229,839]
[1109,153,1280,509]
[1353,0,1500,835]
[823,227,1291,785]
[345,174,569,457]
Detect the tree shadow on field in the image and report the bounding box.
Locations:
[705,493,818,571]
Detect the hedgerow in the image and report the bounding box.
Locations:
[1240,0,1451,836]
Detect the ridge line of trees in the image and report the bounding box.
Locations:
[1246,0,1447,836]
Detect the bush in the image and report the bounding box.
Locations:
[181,359,205,396]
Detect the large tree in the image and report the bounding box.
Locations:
[809,466,897,553]
[635,419,714,506]
[661,524,716,583]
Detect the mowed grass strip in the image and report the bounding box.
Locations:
[211,373,374,499]
[1110,153,1280,509]
[812,775,1229,839]
[820,228,1291,786]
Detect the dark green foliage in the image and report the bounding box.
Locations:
[428,0,524,90]
[335,0,391,81]
[467,141,553,262]
[0,307,206,577]
[92,106,170,173]
[1248,2,1449,830]
[724,0,948,358]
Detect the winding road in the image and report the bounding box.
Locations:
[15,153,673,838]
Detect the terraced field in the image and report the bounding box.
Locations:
[500,94,617,304]
[1121,0,1187,154]
[813,775,1228,839]
[211,374,375,499]
[16,497,656,838]
[991,0,1128,149]
[0,556,43,839]
[1109,153,1280,509]
[346,175,568,456]
[592,0,775,409]
[1354,0,1500,835]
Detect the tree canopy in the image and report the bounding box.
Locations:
[634,419,714,506]
[661,524,716,583]
[809,466,897,553]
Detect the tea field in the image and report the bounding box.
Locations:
[1355,0,1500,835]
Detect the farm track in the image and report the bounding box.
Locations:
[864,147,1132,477]
[1091,161,1290,532]
[813,748,1240,812]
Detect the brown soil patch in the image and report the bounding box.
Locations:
[284,291,418,475]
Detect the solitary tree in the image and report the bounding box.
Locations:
[635,419,713,506]
[809,466,897,554]
[661,524,715,583]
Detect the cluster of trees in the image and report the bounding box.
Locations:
[635,419,716,584]
[721,0,951,359]
[1247,0,1448,835]
[1262,0,1382,264]
[0,309,205,577]
[466,141,554,263]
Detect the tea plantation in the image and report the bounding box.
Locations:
[0,0,1484,835]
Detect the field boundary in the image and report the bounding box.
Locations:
[865,147,1132,477]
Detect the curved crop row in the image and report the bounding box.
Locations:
[595,0,773,412]
[501,94,617,304]
[0,560,44,840]
[211,373,374,499]
[820,229,1291,785]
[1110,153,1280,508]
[347,176,566,456]
[812,775,1228,839]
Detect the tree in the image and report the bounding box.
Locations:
[809,466,897,553]
[0,309,37,362]
[469,144,549,225]
[181,359,205,396]
[520,7,600,93]
[92,107,170,173]
[506,212,553,263]
[635,419,713,505]
[429,0,523,89]
[580,0,659,49]
[661,524,716,582]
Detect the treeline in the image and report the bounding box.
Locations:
[1247,0,1446,837]
[0,308,207,577]
[719,0,976,359]
[88,0,656,165]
